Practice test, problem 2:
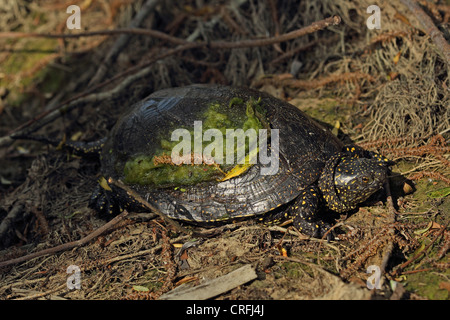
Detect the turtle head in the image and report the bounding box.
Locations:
[319,154,389,212]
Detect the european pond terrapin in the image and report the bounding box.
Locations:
[15,85,392,238]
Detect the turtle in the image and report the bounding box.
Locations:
[14,85,392,238]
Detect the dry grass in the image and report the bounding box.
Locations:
[0,0,448,300]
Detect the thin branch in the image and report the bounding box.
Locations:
[0,15,342,146]
[15,283,67,300]
[108,178,192,236]
[390,220,449,277]
[0,15,342,50]
[5,42,201,139]
[0,28,187,44]
[0,210,130,268]
[88,0,163,85]
[401,0,450,65]
[210,15,341,49]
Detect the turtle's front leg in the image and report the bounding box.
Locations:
[288,186,332,239]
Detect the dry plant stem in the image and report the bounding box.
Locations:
[108,178,192,236]
[0,203,25,243]
[257,72,374,90]
[4,43,201,141]
[390,221,449,277]
[408,171,450,185]
[103,234,191,266]
[0,210,130,268]
[0,15,341,147]
[0,15,341,50]
[401,0,450,65]
[0,29,186,43]
[15,283,67,300]
[88,0,163,85]
[380,180,397,277]
[211,15,341,48]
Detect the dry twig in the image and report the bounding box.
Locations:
[256,72,375,90]
[0,15,341,147]
[390,221,449,277]
[88,0,163,85]
[0,210,130,268]
[401,0,450,65]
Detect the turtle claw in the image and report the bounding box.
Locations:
[295,218,334,240]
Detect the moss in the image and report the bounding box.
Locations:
[124,154,223,186]
[396,159,450,215]
[37,66,67,95]
[276,261,314,279]
[123,97,265,187]
[1,38,57,85]
[290,97,348,127]
[0,37,62,107]
[404,265,450,300]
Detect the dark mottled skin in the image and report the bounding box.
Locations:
[15,85,392,238]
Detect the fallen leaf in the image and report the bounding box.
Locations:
[439,282,450,292]
[388,71,399,80]
[132,285,149,292]
[394,12,412,27]
[180,250,189,260]
[175,276,198,287]
[393,51,402,65]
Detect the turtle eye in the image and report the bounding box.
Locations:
[361,175,373,184]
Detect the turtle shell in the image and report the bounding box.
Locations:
[100,85,343,222]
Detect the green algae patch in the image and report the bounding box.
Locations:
[0,38,61,107]
[123,97,266,188]
[123,154,223,187]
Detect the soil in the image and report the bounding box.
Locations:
[0,0,449,301]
